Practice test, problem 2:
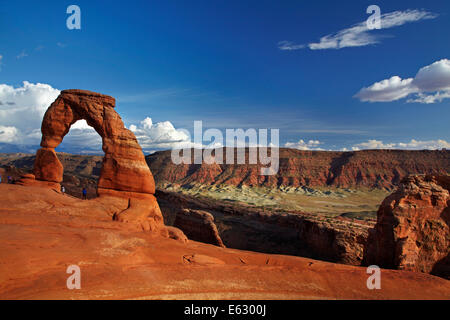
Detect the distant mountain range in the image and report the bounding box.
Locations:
[0,143,103,156]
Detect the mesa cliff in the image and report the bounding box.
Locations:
[147,148,450,190]
[3,149,449,192]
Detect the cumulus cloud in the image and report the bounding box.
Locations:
[0,81,60,145]
[0,81,202,154]
[407,91,450,104]
[284,139,323,150]
[129,117,197,151]
[0,125,19,143]
[351,139,450,151]
[355,76,417,102]
[279,9,437,51]
[355,59,450,103]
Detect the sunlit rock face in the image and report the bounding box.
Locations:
[31,89,167,233]
[365,175,450,279]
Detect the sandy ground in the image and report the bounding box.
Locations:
[0,184,449,300]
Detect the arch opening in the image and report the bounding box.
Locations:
[54,119,103,199]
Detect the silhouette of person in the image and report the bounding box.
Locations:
[82,187,87,200]
[61,185,66,195]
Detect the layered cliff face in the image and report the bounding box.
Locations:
[156,190,371,265]
[364,175,450,279]
[3,149,448,191]
[147,148,450,190]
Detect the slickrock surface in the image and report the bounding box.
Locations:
[365,175,450,279]
[0,184,449,300]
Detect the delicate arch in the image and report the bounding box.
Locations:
[33,89,155,195]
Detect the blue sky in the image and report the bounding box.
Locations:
[0,0,449,153]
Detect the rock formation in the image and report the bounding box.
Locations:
[147,148,450,190]
[36,90,154,194]
[6,149,449,191]
[2,183,450,299]
[364,175,450,279]
[27,89,168,234]
[174,209,225,247]
[157,189,369,265]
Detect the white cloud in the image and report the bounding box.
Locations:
[0,82,200,154]
[351,139,450,150]
[407,91,450,104]
[0,83,102,153]
[413,59,450,91]
[129,117,197,151]
[277,41,305,51]
[355,59,450,103]
[284,139,323,150]
[0,81,60,145]
[0,125,19,143]
[355,76,417,102]
[279,9,437,51]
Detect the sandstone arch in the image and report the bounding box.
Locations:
[34,89,155,194]
[28,89,171,234]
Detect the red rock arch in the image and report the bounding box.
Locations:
[33,89,155,195]
[26,89,176,234]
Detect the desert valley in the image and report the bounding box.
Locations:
[0,90,449,300]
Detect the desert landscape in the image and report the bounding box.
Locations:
[1,1,449,303]
[0,90,448,300]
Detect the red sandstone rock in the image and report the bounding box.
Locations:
[31,89,170,234]
[37,89,155,194]
[365,175,450,279]
[33,148,63,182]
[157,189,368,264]
[147,148,450,190]
[2,183,449,300]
